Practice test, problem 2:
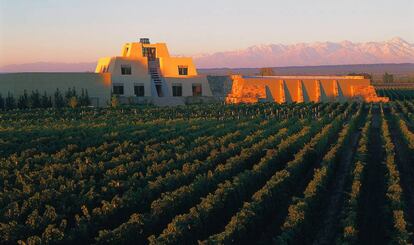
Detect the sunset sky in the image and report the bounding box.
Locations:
[0,0,413,67]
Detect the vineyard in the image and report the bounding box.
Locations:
[377,89,414,101]
[1,101,413,244]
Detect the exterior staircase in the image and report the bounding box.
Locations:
[147,59,184,106]
[149,61,162,84]
[148,59,169,97]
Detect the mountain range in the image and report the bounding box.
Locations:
[194,37,414,68]
[0,38,413,72]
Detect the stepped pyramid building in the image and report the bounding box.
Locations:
[0,38,213,107]
[95,38,212,105]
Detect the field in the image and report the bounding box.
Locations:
[377,88,414,101]
[1,100,414,244]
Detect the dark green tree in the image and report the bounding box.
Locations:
[17,90,29,109]
[65,87,77,102]
[84,89,90,106]
[0,93,4,110]
[79,88,91,106]
[54,89,65,108]
[29,90,41,108]
[41,92,52,108]
[5,92,16,110]
[383,72,394,83]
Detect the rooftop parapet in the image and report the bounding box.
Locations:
[244,75,366,80]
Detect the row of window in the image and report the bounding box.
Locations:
[112,83,202,97]
[172,83,202,96]
[120,64,189,76]
[113,83,144,96]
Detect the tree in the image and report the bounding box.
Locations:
[64,87,77,105]
[84,89,90,106]
[259,67,274,76]
[68,96,78,109]
[0,93,4,110]
[111,95,119,108]
[383,72,394,83]
[54,89,65,108]
[41,92,52,108]
[29,90,41,108]
[79,89,91,106]
[17,90,29,109]
[5,92,16,110]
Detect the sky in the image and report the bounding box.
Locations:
[0,0,413,67]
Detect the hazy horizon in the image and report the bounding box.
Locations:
[1,0,414,67]
[1,37,413,71]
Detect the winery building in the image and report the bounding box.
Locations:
[0,38,388,106]
[0,38,213,107]
[225,75,388,103]
[95,38,212,105]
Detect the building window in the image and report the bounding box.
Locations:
[143,47,156,60]
[121,65,131,75]
[192,83,202,96]
[178,66,188,76]
[134,84,145,97]
[113,83,124,95]
[172,83,182,97]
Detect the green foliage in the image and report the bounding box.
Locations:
[381,105,412,244]
[54,89,65,108]
[1,102,413,244]
[68,96,78,109]
[41,92,52,108]
[339,106,372,244]
[5,92,16,110]
[376,88,414,101]
[29,90,41,108]
[17,90,29,109]
[79,89,91,107]
[0,93,4,110]
[383,72,394,83]
[111,96,119,108]
[277,104,363,244]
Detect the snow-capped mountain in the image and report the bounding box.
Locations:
[194,37,414,68]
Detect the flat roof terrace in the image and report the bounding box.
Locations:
[243,75,366,80]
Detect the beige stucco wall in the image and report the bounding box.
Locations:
[120,42,170,59]
[94,41,213,100]
[95,57,113,73]
[227,76,372,103]
[159,57,198,77]
[97,56,153,97]
[0,73,111,107]
[302,80,319,102]
[164,76,212,97]
[108,42,198,78]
